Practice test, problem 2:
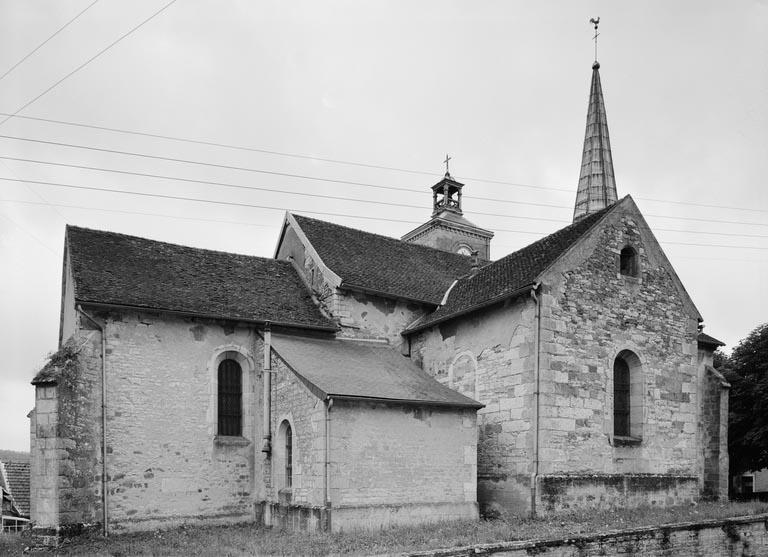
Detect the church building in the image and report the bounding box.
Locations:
[28,55,729,542]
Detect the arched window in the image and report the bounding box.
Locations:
[217,359,242,436]
[613,350,643,441]
[620,246,638,277]
[613,358,630,436]
[284,423,293,488]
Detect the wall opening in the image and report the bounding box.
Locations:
[613,350,643,440]
[619,246,639,277]
[217,358,242,436]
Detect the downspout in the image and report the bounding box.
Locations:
[529,283,541,518]
[261,322,272,455]
[76,306,108,536]
[324,397,334,527]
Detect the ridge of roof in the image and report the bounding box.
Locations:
[290,213,487,305]
[65,226,335,330]
[406,201,619,333]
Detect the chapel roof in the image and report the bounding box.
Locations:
[270,333,482,408]
[407,201,617,333]
[0,460,30,516]
[66,226,335,331]
[290,214,485,305]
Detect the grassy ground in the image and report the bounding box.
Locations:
[2,501,766,556]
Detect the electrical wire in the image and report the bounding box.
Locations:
[2,176,766,249]
[0,0,178,127]
[1,111,765,215]
[0,0,101,84]
[1,134,766,228]
[2,154,767,240]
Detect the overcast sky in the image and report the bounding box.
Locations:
[0,1,765,451]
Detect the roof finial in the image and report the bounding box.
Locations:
[590,17,600,69]
[443,153,452,177]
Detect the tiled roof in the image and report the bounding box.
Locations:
[407,203,617,332]
[698,332,725,347]
[270,334,482,408]
[1,461,30,517]
[291,214,483,304]
[67,226,335,330]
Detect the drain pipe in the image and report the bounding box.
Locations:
[324,397,334,519]
[261,322,272,455]
[529,283,541,518]
[76,306,108,536]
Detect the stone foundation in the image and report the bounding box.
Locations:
[538,473,699,514]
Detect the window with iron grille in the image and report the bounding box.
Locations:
[284,423,293,488]
[613,357,631,437]
[218,359,242,436]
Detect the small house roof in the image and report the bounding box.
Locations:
[698,332,725,348]
[270,333,482,408]
[0,461,30,517]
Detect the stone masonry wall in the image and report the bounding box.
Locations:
[267,353,326,509]
[411,297,535,516]
[329,400,478,530]
[407,513,768,557]
[30,385,59,529]
[538,207,701,478]
[276,218,429,345]
[93,311,263,532]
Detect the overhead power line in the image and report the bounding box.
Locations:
[2,154,767,241]
[1,176,767,250]
[2,133,766,228]
[0,0,178,127]
[0,0,100,84]
[1,111,765,215]
[0,155,570,212]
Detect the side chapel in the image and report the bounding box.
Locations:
[28,56,729,541]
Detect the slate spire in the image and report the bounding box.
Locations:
[573,60,618,222]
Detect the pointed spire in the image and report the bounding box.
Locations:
[573,21,617,222]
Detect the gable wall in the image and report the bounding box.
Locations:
[74,311,263,532]
[277,221,429,345]
[410,297,537,515]
[538,206,700,478]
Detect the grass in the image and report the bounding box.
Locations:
[1,501,767,556]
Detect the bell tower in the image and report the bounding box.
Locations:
[402,157,493,259]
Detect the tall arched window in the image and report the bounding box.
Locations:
[620,246,638,277]
[613,350,643,441]
[613,358,631,436]
[284,423,293,488]
[218,359,242,436]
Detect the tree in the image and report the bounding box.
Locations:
[724,323,768,476]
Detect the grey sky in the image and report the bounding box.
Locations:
[0,1,766,451]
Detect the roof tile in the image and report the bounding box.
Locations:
[292,214,482,304]
[2,461,30,516]
[409,203,616,332]
[67,226,334,330]
[271,334,482,408]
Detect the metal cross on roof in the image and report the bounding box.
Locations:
[444,153,452,176]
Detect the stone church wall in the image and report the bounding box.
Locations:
[70,311,262,533]
[410,297,536,516]
[277,219,429,345]
[540,208,700,479]
[329,400,478,531]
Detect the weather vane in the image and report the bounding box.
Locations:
[444,153,452,176]
[590,17,600,63]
